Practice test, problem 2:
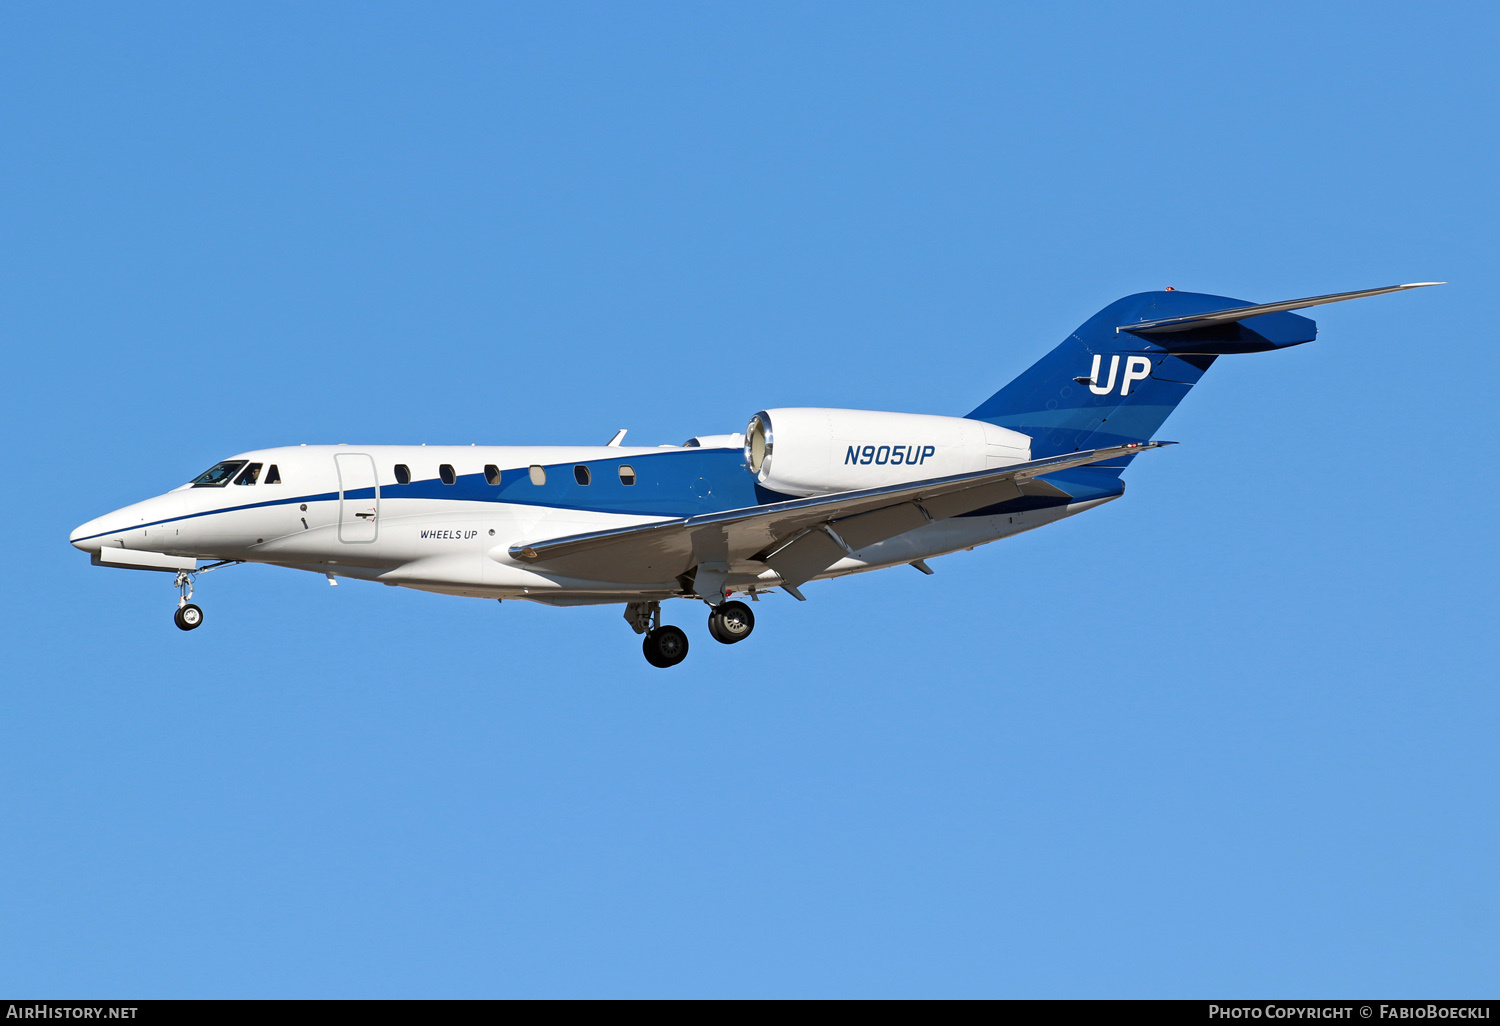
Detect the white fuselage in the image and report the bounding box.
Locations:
[70,443,1111,605]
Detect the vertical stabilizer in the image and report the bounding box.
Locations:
[966,289,1318,462]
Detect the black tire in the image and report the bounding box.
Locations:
[642,632,667,668]
[174,603,204,631]
[707,600,755,644]
[642,625,689,667]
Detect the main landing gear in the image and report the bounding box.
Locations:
[170,560,241,632]
[707,600,755,645]
[625,601,691,668]
[624,596,759,668]
[643,625,690,668]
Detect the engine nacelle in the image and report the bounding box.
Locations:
[744,408,1031,497]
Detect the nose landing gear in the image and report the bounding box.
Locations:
[169,560,240,632]
[172,571,205,631]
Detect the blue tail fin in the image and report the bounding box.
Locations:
[966,289,1321,462]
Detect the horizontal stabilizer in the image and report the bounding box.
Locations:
[1117,282,1444,336]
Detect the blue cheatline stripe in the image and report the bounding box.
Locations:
[71,489,689,544]
[73,450,775,543]
[73,447,1097,544]
[72,491,341,543]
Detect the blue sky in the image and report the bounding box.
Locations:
[2,2,1496,997]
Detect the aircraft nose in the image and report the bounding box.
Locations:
[69,492,185,553]
[70,489,192,552]
[70,512,117,552]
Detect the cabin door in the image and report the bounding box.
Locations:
[335,453,379,543]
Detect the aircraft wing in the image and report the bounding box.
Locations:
[508,441,1172,587]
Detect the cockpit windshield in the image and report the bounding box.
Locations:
[191,460,248,487]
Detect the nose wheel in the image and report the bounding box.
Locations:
[707,600,755,644]
[172,570,205,630]
[168,561,239,632]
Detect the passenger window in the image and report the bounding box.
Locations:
[264,464,281,485]
[439,464,456,485]
[190,460,247,487]
[618,465,636,485]
[529,465,546,486]
[574,465,591,486]
[394,464,411,485]
[234,463,263,485]
[484,464,501,486]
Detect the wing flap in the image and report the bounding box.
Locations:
[917,477,1026,521]
[768,501,942,588]
[831,501,934,552]
[763,527,849,586]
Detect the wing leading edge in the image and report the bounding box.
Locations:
[508,440,1173,588]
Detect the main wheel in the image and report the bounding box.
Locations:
[707,600,755,644]
[642,625,689,668]
[174,603,204,631]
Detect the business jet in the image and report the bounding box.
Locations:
[70,283,1439,666]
